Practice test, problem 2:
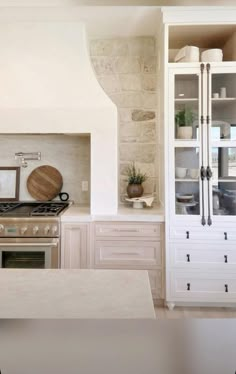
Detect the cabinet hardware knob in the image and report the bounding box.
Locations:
[186,231,189,239]
[225,284,228,293]
[224,255,228,263]
[187,283,191,291]
[224,232,228,240]
[186,254,190,262]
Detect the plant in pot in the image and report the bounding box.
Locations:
[175,108,195,139]
[125,163,147,198]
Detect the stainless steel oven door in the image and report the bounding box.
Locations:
[0,238,59,269]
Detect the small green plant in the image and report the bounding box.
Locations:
[125,163,147,185]
[175,108,196,127]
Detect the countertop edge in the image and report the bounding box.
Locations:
[60,206,165,223]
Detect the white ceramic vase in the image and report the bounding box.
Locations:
[177,126,193,139]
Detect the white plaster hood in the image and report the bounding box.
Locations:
[0,21,118,215]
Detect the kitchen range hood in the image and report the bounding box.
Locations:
[0,20,118,215]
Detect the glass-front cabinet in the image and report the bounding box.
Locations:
[169,64,236,225]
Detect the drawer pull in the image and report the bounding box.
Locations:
[113,229,139,233]
[224,255,228,263]
[224,232,228,240]
[186,231,190,239]
[113,252,140,256]
[187,283,191,291]
[225,284,229,293]
[186,254,190,262]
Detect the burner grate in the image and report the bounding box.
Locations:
[31,203,68,216]
[0,202,20,215]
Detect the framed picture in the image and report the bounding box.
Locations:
[0,167,20,201]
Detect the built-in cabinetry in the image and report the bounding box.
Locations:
[61,221,164,302]
[159,7,236,308]
[92,222,164,301]
[61,223,89,269]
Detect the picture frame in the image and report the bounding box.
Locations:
[0,167,20,201]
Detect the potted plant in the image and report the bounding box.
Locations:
[125,162,147,198]
[175,108,195,139]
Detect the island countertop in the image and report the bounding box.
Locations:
[61,205,164,223]
[0,269,155,319]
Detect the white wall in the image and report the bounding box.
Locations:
[0,20,118,215]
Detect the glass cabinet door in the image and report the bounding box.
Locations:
[172,71,201,217]
[175,74,199,141]
[175,147,200,215]
[210,71,236,217]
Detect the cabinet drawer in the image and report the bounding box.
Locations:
[171,243,236,268]
[95,223,161,239]
[170,226,228,242]
[94,240,162,267]
[170,272,236,300]
[170,226,236,242]
[148,270,163,299]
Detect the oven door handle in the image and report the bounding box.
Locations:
[0,243,58,247]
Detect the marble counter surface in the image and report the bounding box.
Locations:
[0,269,155,319]
[61,205,164,222]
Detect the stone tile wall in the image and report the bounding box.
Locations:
[90,37,158,203]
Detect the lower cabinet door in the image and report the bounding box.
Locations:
[61,223,88,269]
[170,272,236,301]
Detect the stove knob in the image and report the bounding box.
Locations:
[44,225,50,235]
[51,226,58,235]
[20,226,28,235]
[0,224,4,233]
[33,226,39,235]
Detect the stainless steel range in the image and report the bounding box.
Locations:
[0,201,69,269]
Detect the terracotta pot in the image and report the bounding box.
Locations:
[127,184,144,198]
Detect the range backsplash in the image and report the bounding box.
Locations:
[0,134,90,205]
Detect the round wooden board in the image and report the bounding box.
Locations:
[27,165,63,201]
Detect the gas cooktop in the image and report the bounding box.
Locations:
[0,201,69,217]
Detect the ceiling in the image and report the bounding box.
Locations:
[1,0,236,5]
[0,1,235,38]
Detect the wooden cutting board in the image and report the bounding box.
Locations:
[27,165,63,201]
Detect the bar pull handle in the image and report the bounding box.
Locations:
[225,284,228,293]
[187,283,191,291]
[200,167,206,226]
[200,64,206,227]
[224,232,228,240]
[186,231,190,239]
[186,254,190,262]
[224,255,228,263]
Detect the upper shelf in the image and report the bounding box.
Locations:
[175,98,198,103]
[175,98,236,105]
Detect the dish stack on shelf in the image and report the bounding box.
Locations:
[176,194,198,215]
[174,45,223,63]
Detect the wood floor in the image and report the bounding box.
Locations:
[155,306,236,318]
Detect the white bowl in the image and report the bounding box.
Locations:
[175,167,187,178]
[201,49,223,62]
[189,168,199,179]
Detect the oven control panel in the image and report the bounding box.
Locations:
[0,221,60,238]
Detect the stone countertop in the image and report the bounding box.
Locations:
[61,205,165,222]
[0,269,155,319]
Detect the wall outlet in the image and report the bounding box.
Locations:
[82,181,89,192]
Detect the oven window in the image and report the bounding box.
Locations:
[2,251,45,268]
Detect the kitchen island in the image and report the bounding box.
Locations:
[0,269,155,319]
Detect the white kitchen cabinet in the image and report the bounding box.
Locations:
[166,63,236,308]
[92,222,165,302]
[61,223,89,269]
[158,8,236,309]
